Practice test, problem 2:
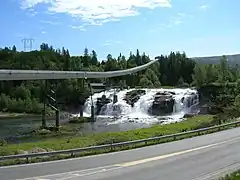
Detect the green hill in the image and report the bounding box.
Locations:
[192,54,240,66]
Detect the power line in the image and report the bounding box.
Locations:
[22,38,34,52]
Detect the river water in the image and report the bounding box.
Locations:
[0,88,200,141]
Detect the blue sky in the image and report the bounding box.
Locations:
[0,0,239,60]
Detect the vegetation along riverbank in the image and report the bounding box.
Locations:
[1,115,213,156]
[0,114,239,166]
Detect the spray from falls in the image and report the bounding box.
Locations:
[82,88,199,124]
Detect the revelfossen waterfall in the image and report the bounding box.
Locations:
[83,88,199,125]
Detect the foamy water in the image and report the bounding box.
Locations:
[75,88,199,125]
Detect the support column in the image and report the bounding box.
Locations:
[113,88,118,104]
[56,110,60,130]
[113,94,118,104]
[91,104,95,122]
[79,96,84,117]
[41,109,46,128]
[79,105,83,117]
[41,80,47,129]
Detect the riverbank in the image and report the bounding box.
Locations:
[0,112,58,120]
[0,112,42,119]
[0,115,215,156]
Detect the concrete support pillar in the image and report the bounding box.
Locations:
[91,105,95,122]
[56,110,60,130]
[113,94,118,104]
[41,109,46,128]
[79,105,83,117]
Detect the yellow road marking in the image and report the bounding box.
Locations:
[117,137,240,167]
[17,136,240,180]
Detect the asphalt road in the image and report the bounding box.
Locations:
[0,127,240,180]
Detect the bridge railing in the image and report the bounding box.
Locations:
[0,120,239,162]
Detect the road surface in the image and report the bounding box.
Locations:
[0,127,240,180]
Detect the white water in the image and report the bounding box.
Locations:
[80,88,199,125]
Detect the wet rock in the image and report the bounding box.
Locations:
[124,89,146,107]
[96,95,112,115]
[35,129,52,135]
[186,97,192,108]
[164,91,176,95]
[149,92,175,116]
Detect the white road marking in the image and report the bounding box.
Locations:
[1,127,238,170]
[57,167,122,180]
[16,136,240,180]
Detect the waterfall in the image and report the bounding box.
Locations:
[99,89,132,116]
[81,88,199,124]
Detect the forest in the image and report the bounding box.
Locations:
[0,43,240,120]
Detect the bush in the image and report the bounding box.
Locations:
[0,94,48,114]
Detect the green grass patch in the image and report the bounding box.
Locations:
[0,114,238,166]
[0,115,214,156]
[219,170,240,180]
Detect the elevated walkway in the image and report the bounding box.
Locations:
[0,59,158,80]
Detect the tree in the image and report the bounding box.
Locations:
[91,50,98,65]
[83,47,90,67]
[0,44,206,114]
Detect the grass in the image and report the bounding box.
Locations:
[0,114,238,166]
[0,115,214,156]
[219,170,240,180]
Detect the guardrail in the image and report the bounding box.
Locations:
[0,120,239,162]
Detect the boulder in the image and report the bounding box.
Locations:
[96,95,111,115]
[124,89,146,107]
[149,92,175,115]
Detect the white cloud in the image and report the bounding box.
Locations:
[165,13,187,27]
[103,40,122,46]
[148,13,191,33]
[68,25,86,31]
[20,0,50,9]
[41,30,46,34]
[24,7,38,16]
[40,20,61,25]
[172,13,185,25]
[20,0,171,25]
[199,4,210,10]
